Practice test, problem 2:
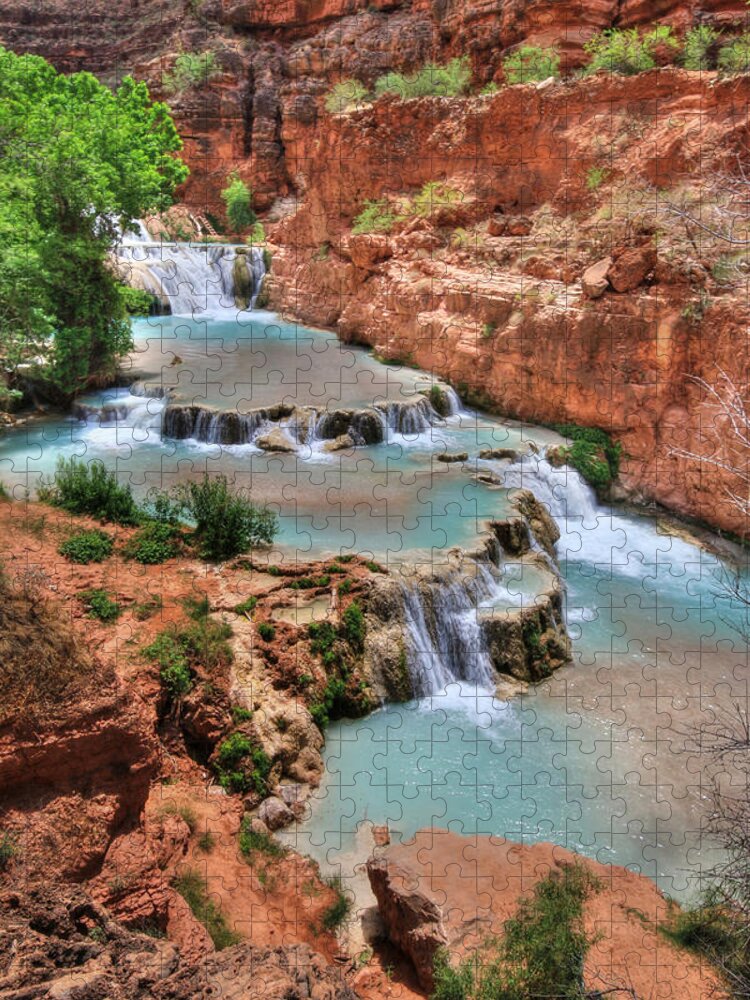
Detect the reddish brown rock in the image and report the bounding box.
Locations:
[581,257,612,299]
[608,243,657,292]
[367,829,724,996]
[348,233,393,271]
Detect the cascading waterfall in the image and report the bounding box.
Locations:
[400,560,509,696]
[116,221,266,317]
[71,387,167,436]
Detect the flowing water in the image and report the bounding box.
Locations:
[2,241,747,904]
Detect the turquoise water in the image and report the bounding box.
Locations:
[2,309,747,901]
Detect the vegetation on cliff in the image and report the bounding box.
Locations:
[0,47,187,398]
[432,862,601,1000]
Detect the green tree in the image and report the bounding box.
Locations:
[221,173,256,232]
[0,47,188,399]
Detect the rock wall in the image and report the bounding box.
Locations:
[266,68,750,537]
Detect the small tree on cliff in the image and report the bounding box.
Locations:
[221,174,256,232]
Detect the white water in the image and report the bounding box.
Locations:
[116,221,266,317]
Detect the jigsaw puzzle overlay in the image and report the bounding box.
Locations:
[1,4,749,1000]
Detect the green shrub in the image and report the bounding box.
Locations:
[79,588,120,622]
[133,596,163,620]
[172,868,240,949]
[553,424,622,493]
[257,622,275,642]
[718,32,750,75]
[662,897,749,989]
[374,57,471,100]
[682,25,720,71]
[143,632,192,699]
[198,831,215,852]
[123,521,180,564]
[234,596,258,616]
[214,733,271,795]
[178,474,277,561]
[325,78,369,113]
[584,26,677,76]
[413,181,461,217]
[432,862,601,1000]
[221,173,256,232]
[586,166,608,191]
[480,81,500,95]
[59,529,113,564]
[321,876,352,931]
[352,199,398,235]
[163,51,220,95]
[231,705,253,723]
[503,45,560,84]
[341,601,365,652]
[0,832,18,871]
[337,578,353,596]
[41,457,140,524]
[119,285,156,316]
[239,816,287,858]
[290,575,330,590]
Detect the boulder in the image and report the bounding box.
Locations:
[348,233,393,271]
[256,429,297,453]
[510,488,560,557]
[322,433,355,452]
[608,244,656,293]
[436,452,468,463]
[257,796,294,831]
[581,256,611,299]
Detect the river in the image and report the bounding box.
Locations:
[1,237,746,906]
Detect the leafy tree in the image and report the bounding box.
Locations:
[503,46,560,84]
[0,47,188,398]
[221,173,256,232]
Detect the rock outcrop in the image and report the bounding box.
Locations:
[367,828,723,997]
[0,884,357,999]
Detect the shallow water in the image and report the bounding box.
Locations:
[2,308,747,903]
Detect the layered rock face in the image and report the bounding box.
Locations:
[267,68,750,536]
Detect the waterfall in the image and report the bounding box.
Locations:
[400,561,505,696]
[162,404,276,445]
[116,222,266,317]
[72,388,167,435]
